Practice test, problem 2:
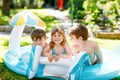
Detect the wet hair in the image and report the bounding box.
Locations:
[49,26,66,49]
[69,24,88,41]
[31,29,46,41]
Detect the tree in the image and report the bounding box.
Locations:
[69,0,85,19]
[2,0,11,16]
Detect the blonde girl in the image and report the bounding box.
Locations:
[44,26,72,62]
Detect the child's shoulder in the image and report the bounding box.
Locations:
[88,40,98,49]
[45,42,49,46]
[88,40,97,45]
[44,43,50,50]
[71,44,79,48]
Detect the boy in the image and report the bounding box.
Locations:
[27,29,50,79]
[30,29,50,56]
[69,24,103,65]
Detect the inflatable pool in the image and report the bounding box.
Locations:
[4,23,120,80]
[4,45,120,80]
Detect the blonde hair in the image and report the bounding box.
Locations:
[49,26,66,49]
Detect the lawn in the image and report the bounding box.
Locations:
[0,8,59,32]
[90,37,120,51]
[0,34,120,80]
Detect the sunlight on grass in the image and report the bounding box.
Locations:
[0,35,32,58]
[0,9,59,31]
[0,36,9,58]
[89,37,120,50]
[31,9,51,16]
[31,9,59,32]
[20,36,32,46]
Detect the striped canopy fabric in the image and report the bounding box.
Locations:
[9,10,46,28]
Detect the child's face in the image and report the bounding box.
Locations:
[52,32,63,44]
[70,35,80,44]
[35,37,46,48]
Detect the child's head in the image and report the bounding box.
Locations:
[49,26,66,48]
[31,29,46,46]
[69,24,88,41]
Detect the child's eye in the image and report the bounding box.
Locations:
[53,35,56,37]
[59,34,62,36]
[58,35,61,36]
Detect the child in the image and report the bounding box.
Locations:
[43,26,72,62]
[28,28,49,79]
[30,29,50,57]
[69,24,103,65]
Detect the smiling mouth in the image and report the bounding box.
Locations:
[55,40,61,42]
[54,39,62,42]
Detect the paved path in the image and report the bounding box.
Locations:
[0,32,10,36]
[46,8,73,30]
[46,8,79,36]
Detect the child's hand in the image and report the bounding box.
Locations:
[54,56,59,62]
[48,55,54,62]
[54,54,61,62]
[58,54,61,58]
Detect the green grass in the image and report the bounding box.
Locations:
[0,36,9,58]
[0,59,51,80]
[0,8,59,32]
[0,59,28,80]
[0,36,120,80]
[89,37,120,50]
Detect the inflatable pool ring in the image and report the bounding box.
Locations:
[114,46,120,53]
[4,44,90,79]
[4,25,120,80]
[4,45,120,80]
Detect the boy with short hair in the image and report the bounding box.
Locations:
[27,29,50,79]
[69,24,103,65]
[30,29,50,56]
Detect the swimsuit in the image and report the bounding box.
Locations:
[52,47,66,56]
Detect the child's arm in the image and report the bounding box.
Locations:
[71,44,80,55]
[60,42,73,58]
[42,46,51,57]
